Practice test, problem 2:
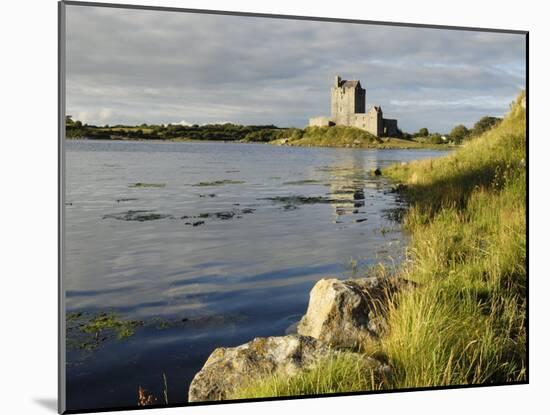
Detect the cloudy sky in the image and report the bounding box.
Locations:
[65,4,526,133]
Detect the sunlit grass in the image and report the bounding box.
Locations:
[232,91,526,398]
[230,352,385,399]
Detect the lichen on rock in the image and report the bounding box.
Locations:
[188,334,329,402]
[188,276,413,402]
[297,277,412,349]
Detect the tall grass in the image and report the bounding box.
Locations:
[381,91,526,388]
[232,92,526,398]
[230,352,385,399]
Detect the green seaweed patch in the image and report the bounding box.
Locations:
[382,206,408,223]
[329,188,365,200]
[192,180,245,187]
[183,220,205,227]
[261,195,358,209]
[148,317,173,330]
[66,312,144,351]
[103,210,173,221]
[81,313,143,339]
[129,183,166,188]
[282,179,324,185]
[157,321,170,329]
[183,207,255,223]
[66,311,248,352]
[262,195,332,204]
[330,189,356,195]
[67,311,84,321]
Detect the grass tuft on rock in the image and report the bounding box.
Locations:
[230,352,384,399]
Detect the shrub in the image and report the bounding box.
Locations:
[470,116,502,138]
[449,124,469,144]
[416,127,429,137]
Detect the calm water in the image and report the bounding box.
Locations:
[64,140,446,411]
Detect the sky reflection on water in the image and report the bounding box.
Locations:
[64,140,447,411]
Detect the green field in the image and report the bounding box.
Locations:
[271,125,452,150]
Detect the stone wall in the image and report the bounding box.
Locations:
[383,119,399,136]
[309,116,332,127]
[331,86,355,125]
[351,107,383,136]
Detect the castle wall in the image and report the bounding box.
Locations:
[331,87,353,125]
[383,119,399,136]
[309,116,332,127]
[355,88,366,114]
[353,108,382,137]
[331,84,365,125]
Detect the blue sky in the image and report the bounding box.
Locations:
[66,5,526,133]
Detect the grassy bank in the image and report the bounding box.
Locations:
[231,91,526,398]
[271,125,451,149]
[66,120,450,150]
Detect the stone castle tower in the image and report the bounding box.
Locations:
[331,75,365,125]
[309,75,398,137]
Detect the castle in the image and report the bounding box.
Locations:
[309,76,398,137]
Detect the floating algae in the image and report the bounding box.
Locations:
[128,182,166,188]
[191,207,256,221]
[382,206,408,223]
[261,195,360,210]
[282,179,324,185]
[103,210,173,222]
[66,311,144,351]
[66,311,248,352]
[192,180,244,187]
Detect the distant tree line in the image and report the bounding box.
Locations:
[65,116,291,142]
[399,127,445,144]
[447,116,503,144]
[396,116,503,145]
[65,114,503,145]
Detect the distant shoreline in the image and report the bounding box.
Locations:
[65,136,454,151]
[65,119,455,151]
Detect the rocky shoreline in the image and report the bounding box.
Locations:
[188,275,414,402]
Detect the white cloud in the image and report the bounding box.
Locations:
[65,4,526,132]
[98,108,113,123]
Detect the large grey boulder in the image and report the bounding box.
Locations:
[188,334,329,402]
[297,277,410,349]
